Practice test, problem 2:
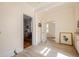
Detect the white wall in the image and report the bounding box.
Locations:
[47,22,55,37]
[0,3,37,57]
[54,5,75,43]
[37,3,76,43]
[35,13,42,44]
[0,2,79,57]
[74,3,79,30]
[74,3,79,51]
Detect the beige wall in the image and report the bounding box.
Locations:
[38,3,76,43]
[74,3,79,29]
[54,4,75,43]
[0,3,37,56]
[35,13,42,44]
[72,3,79,52]
[0,2,79,57]
[47,22,55,37]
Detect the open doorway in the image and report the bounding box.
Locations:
[42,21,56,43]
[23,14,32,48]
[46,22,56,42]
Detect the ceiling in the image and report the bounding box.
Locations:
[26,2,66,12]
[26,2,53,8]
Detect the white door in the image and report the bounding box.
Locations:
[42,23,47,42]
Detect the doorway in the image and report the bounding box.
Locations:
[46,22,55,41]
[23,14,32,48]
[42,21,56,43]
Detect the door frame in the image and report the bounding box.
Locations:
[23,14,33,48]
[41,22,48,42]
[41,20,56,42]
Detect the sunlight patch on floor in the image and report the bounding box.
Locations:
[40,47,48,54]
[44,48,51,56]
[40,47,51,56]
[40,47,69,57]
[57,52,69,57]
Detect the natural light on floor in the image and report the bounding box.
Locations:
[40,47,69,57]
[44,48,51,56]
[57,52,69,57]
[40,47,51,56]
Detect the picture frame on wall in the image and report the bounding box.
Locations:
[38,23,42,27]
[59,32,73,45]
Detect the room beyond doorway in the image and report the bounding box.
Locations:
[23,14,32,48]
[46,21,56,42]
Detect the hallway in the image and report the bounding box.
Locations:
[15,39,79,57]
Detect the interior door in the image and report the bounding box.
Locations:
[42,23,47,42]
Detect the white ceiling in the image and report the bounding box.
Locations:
[26,2,53,8]
[26,2,66,12]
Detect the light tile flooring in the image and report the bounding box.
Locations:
[14,39,79,57]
